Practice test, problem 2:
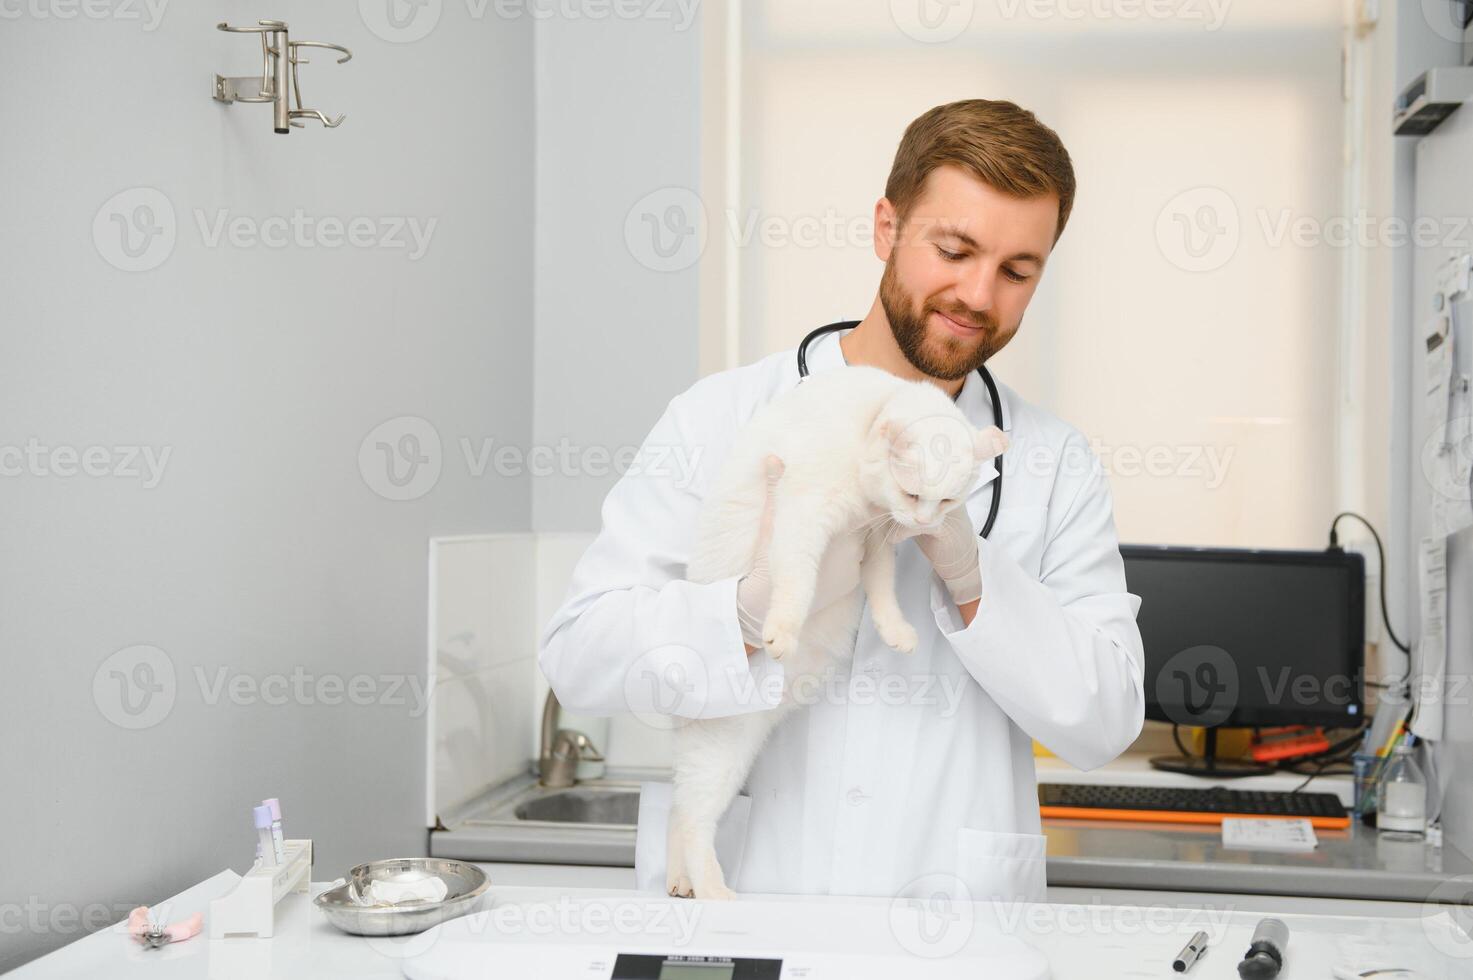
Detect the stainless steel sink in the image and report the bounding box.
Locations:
[431,775,648,865]
[513,787,639,825]
[464,778,642,829]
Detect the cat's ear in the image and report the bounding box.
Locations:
[973,425,1009,461]
[878,418,912,456]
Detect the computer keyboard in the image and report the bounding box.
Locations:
[1038,783,1350,829]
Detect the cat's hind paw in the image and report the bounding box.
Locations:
[666,874,693,899]
[875,614,918,654]
[696,882,737,901]
[761,611,801,661]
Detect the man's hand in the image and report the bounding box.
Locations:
[736,455,862,655]
[893,505,982,608]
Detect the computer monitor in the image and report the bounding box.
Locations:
[1121,544,1366,777]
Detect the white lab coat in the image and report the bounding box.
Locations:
[539,327,1145,903]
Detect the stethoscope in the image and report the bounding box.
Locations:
[796,320,1004,540]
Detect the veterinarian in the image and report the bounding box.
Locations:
[540,99,1145,903]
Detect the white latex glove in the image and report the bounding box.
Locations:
[891,505,982,606]
[736,455,862,652]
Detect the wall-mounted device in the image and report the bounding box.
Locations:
[1393,67,1473,137]
[214,20,352,134]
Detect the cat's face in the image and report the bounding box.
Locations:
[867,395,1008,531]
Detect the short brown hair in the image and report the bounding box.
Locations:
[884,99,1076,243]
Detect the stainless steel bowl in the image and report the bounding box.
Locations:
[313,858,490,936]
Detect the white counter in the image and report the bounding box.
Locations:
[10,864,1467,979]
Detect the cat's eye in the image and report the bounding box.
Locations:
[941,498,955,506]
[905,492,920,501]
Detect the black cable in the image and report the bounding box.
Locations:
[1288,761,1341,793]
[1169,722,1362,784]
[1172,723,1191,760]
[1328,512,1410,666]
[1292,729,1368,792]
[1281,727,1367,791]
[1169,717,1370,784]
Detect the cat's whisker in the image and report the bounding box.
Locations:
[856,510,900,532]
[850,513,898,540]
[849,512,907,545]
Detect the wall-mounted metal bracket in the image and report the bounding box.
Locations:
[213,20,352,134]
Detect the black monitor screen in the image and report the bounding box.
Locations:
[1121,545,1365,729]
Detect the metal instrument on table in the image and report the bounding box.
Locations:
[139,924,170,950]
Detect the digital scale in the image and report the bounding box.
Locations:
[400,893,1052,979]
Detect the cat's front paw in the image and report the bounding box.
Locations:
[762,611,802,661]
[696,882,737,901]
[874,613,918,654]
[666,874,693,899]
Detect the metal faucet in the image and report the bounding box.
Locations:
[538,689,604,789]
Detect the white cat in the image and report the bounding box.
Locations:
[668,365,1008,900]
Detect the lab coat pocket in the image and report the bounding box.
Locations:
[954,828,1047,904]
[633,782,752,894]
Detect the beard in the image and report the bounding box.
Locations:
[878,255,1006,381]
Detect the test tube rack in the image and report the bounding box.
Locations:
[208,839,313,939]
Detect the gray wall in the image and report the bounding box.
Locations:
[530,6,705,532]
[0,2,533,970]
[1410,92,1473,861]
[1391,1,1473,860]
[1388,0,1468,714]
[1415,114,1473,868]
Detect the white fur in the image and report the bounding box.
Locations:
[668,366,1007,900]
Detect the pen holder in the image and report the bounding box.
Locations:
[1352,753,1380,817]
[209,839,312,939]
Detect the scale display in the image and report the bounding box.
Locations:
[611,953,782,979]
